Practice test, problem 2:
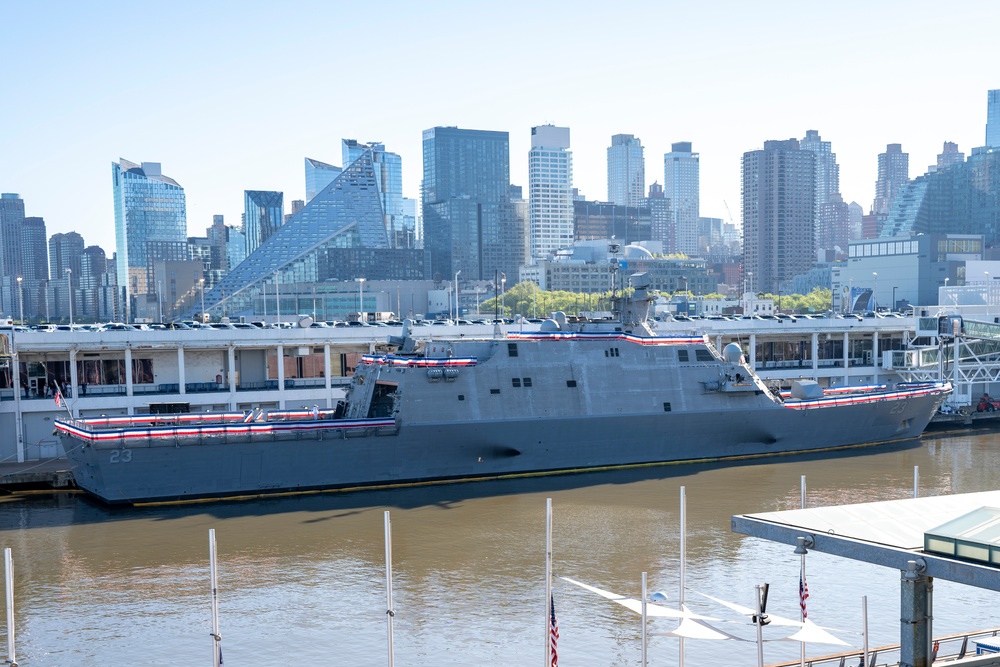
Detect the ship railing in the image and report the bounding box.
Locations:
[764,626,1000,667]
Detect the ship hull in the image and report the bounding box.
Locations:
[60,391,945,505]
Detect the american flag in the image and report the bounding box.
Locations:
[799,571,809,619]
[549,594,559,667]
[54,390,62,408]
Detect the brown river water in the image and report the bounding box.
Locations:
[0,428,998,666]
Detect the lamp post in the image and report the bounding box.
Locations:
[475,285,481,315]
[500,272,506,320]
[872,272,878,313]
[157,280,163,323]
[892,286,898,312]
[274,271,281,325]
[199,278,206,323]
[453,270,461,321]
[65,268,73,326]
[16,276,23,326]
[356,277,365,321]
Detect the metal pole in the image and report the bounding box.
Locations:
[801,474,806,509]
[679,485,686,667]
[5,547,16,667]
[914,466,919,499]
[66,268,73,326]
[384,511,395,667]
[200,279,206,323]
[862,595,869,667]
[754,584,764,667]
[16,277,23,326]
[545,498,552,667]
[209,529,222,667]
[800,475,807,667]
[641,571,648,667]
[11,328,24,462]
[157,280,163,323]
[275,272,280,325]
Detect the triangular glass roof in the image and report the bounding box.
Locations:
[203,149,387,311]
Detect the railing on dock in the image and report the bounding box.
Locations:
[766,627,1000,667]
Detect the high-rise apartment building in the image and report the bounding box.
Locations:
[304,158,342,203]
[987,89,999,149]
[799,130,840,256]
[741,139,816,294]
[421,126,513,279]
[873,144,909,215]
[663,142,700,256]
[1,195,50,319]
[344,140,412,248]
[243,190,284,256]
[935,141,965,171]
[112,159,187,312]
[49,232,84,283]
[607,134,645,207]
[529,125,574,260]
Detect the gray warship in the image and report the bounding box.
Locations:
[55,274,951,505]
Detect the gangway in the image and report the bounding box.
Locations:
[888,316,1000,407]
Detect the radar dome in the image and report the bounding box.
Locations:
[723,343,744,363]
[297,315,314,328]
[540,319,561,332]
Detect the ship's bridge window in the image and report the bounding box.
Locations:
[605,347,620,357]
[695,349,714,362]
[508,343,518,357]
[677,349,689,362]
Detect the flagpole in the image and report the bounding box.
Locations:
[800,475,806,667]
[4,547,15,667]
[545,498,552,667]
[209,529,222,667]
[862,595,869,667]
[679,485,686,667]
[384,511,395,667]
[913,466,919,498]
[641,571,648,667]
[754,584,764,667]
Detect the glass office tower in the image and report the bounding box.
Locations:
[112,159,187,307]
[244,190,284,256]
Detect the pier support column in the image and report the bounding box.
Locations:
[124,347,134,415]
[811,332,819,381]
[900,564,933,667]
[748,334,757,370]
[324,343,332,408]
[872,331,880,384]
[277,344,285,409]
[842,331,850,385]
[69,348,78,417]
[178,347,186,396]
[228,346,237,410]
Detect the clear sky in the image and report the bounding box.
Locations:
[1,1,997,256]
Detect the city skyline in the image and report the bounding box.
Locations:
[1,2,997,256]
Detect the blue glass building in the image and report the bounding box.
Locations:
[305,158,342,202]
[421,127,512,280]
[112,160,187,310]
[244,190,284,256]
[201,148,429,317]
[343,140,411,248]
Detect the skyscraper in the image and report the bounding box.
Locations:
[799,130,840,257]
[243,190,284,256]
[422,126,512,279]
[987,89,999,149]
[607,134,645,207]
[0,193,25,284]
[935,141,965,171]
[112,159,187,312]
[529,125,574,260]
[742,139,816,294]
[663,142,700,256]
[304,158,342,203]
[872,144,909,215]
[49,232,84,283]
[344,140,411,248]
